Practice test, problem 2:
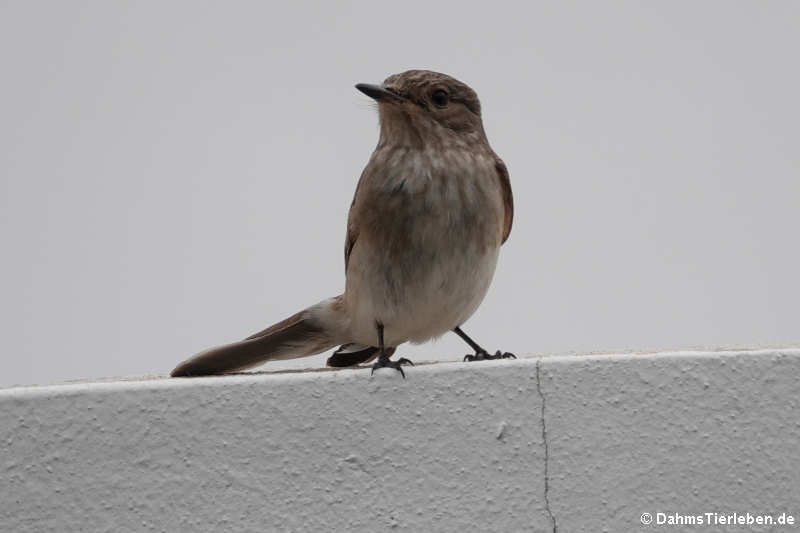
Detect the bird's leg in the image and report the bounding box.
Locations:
[453,326,516,362]
[370,322,413,377]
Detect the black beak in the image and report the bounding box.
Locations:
[355,83,403,102]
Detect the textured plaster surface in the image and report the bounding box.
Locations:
[541,348,800,532]
[2,348,799,532]
[0,360,549,532]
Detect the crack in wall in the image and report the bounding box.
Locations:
[536,360,557,533]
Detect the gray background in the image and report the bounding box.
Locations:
[1,1,798,387]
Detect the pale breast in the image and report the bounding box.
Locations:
[344,145,505,346]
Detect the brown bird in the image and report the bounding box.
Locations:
[171,70,514,378]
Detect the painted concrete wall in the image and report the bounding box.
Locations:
[2,348,799,532]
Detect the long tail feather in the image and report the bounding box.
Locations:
[171,296,346,376]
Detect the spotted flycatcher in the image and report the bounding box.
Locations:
[171,70,514,378]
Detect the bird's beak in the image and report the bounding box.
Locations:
[355,83,404,102]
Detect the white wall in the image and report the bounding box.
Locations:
[2,347,798,532]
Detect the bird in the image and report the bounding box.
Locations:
[171,70,514,378]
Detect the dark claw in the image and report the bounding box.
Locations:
[371,356,414,378]
[464,350,516,362]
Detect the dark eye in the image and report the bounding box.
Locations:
[431,89,449,108]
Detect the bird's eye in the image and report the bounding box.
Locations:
[431,89,449,108]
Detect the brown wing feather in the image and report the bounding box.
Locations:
[344,222,358,273]
[495,157,513,243]
[344,170,367,272]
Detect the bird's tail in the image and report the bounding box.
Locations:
[171,296,348,377]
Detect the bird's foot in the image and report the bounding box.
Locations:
[463,350,516,362]
[371,355,414,378]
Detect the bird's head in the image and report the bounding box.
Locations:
[356,70,486,146]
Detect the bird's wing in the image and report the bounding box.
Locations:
[344,170,368,273]
[495,156,514,243]
[345,220,358,273]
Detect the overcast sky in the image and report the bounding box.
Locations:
[1,1,798,387]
